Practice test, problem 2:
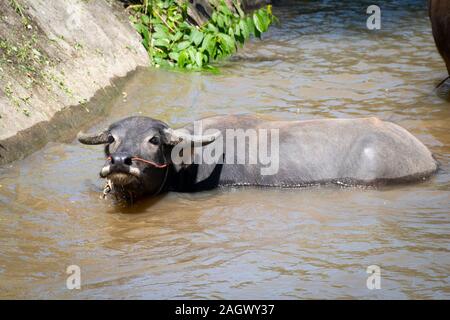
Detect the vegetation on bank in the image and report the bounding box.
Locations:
[128,0,274,70]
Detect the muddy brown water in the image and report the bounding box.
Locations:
[1,0,449,299]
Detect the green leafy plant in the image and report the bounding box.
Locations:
[129,0,274,70]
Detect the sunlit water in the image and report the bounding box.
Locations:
[1,0,449,299]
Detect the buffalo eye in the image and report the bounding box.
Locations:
[149,136,160,145]
[106,135,116,153]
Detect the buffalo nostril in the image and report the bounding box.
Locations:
[110,153,132,166]
[124,157,132,166]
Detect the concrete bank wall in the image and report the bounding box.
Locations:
[0,0,149,164]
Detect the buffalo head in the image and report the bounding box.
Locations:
[77,116,218,200]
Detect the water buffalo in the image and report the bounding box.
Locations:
[78,115,438,202]
[429,0,450,81]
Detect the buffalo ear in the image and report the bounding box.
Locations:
[77,130,113,145]
[163,128,220,146]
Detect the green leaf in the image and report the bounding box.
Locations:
[141,27,150,50]
[154,38,170,48]
[171,31,183,42]
[211,12,218,23]
[190,29,204,46]
[177,41,191,51]
[246,16,256,35]
[153,31,167,39]
[217,14,224,29]
[218,33,235,53]
[133,23,144,34]
[141,14,150,25]
[223,15,230,28]
[188,47,197,65]
[178,50,188,67]
[154,24,169,35]
[169,51,179,61]
[201,34,215,56]
[239,19,249,39]
[234,23,241,37]
[219,4,232,16]
[207,23,219,33]
[253,12,265,33]
[259,9,271,31]
[195,51,203,67]
[228,27,234,37]
[154,50,167,58]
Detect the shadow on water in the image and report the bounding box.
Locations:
[108,193,169,214]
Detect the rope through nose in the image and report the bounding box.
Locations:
[131,157,168,168]
[106,156,167,168]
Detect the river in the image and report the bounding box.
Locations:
[0,0,449,299]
